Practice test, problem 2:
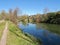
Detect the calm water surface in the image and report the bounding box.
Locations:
[18,22,60,45]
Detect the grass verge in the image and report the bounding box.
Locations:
[6,22,40,45]
[0,22,5,40]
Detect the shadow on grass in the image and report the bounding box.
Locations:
[24,33,42,45]
[9,30,36,44]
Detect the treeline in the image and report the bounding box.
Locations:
[0,8,60,24]
[19,11,60,24]
[0,8,19,25]
[43,12,60,24]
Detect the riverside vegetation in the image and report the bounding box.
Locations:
[0,8,60,45]
[6,21,40,45]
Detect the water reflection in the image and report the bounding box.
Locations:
[19,22,60,45]
[22,22,28,26]
[36,23,48,30]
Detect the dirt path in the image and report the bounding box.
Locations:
[0,22,8,45]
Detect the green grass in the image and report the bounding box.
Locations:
[0,22,5,40]
[6,22,39,45]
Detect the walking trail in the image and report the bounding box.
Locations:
[0,22,8,45]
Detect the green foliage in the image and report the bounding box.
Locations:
[45,12,60,24]
[27,11,60,24]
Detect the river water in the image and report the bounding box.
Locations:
[18,22,60,45]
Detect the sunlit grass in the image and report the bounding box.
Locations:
[0,22,5,40]
[6,22,39,45]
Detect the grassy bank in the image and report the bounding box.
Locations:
[6,22,40,45]
[0,22,5,40]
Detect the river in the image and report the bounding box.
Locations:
[18,22,60,45]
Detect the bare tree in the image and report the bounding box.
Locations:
[43,8,49,14]
[36,14,41,23]
[9,9,13,21]
[13,8,19,25]
[43,8,49,21]
[9,8,21,25]
[1,10,6,20]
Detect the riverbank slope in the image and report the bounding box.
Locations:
[6,21,40,45]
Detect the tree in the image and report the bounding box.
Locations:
[1,10,6,20]
[9,9,13,21]
[13,8,19,25]
[36,14,41,23]
[43,8,49,22]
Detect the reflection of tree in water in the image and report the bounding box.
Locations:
[40,23,60,34]
[36,23,49,38]
[36,23,48,30]
[22,22,28,26]
[36,23,41,30]
[43,30,49,37]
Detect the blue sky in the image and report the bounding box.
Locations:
[0,0,60,15]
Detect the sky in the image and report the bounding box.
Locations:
[0,0,60,15]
